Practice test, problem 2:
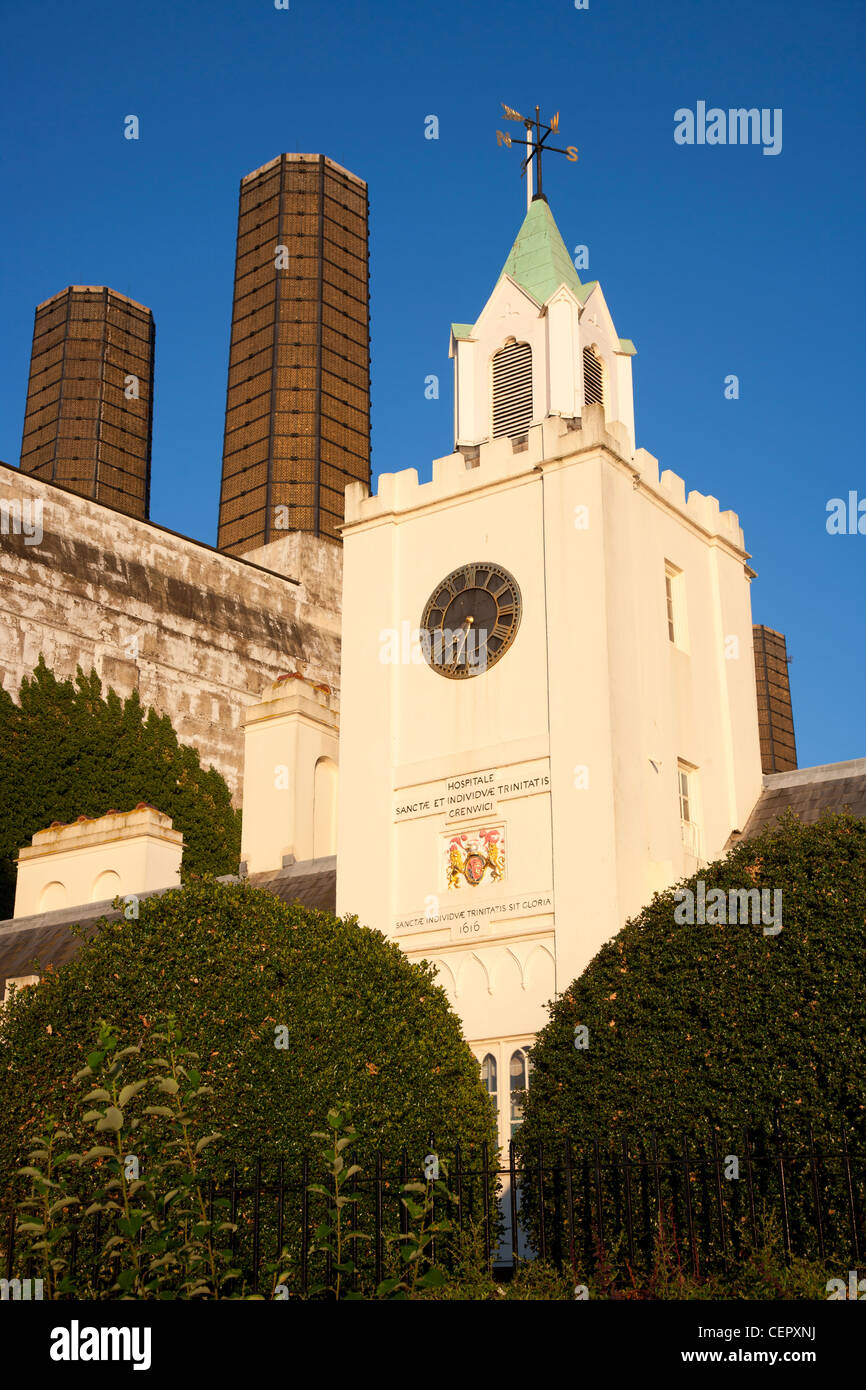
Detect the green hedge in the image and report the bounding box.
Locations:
[517,810,866,1149]
[0,880,497,1198]
[512,811,866,1269]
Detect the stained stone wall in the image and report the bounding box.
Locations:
[0,461,342,800]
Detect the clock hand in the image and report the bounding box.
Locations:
[454,615,473,665]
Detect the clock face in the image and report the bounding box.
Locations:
[420,563,522,679]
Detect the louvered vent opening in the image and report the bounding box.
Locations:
[583,346,605,406]
[492,341,532,439]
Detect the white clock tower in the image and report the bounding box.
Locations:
[336,195,763,1143]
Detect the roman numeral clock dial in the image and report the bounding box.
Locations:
[420,563,522,679]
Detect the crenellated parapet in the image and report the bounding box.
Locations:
[345,404,746,554]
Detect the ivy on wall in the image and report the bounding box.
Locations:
[0,656,241,918]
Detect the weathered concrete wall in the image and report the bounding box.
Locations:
[244,531,343,618]
[0,462,342,800]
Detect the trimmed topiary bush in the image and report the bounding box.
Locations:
[512,812,866,1271]
[0,879,497,1198]
[518,811,866,1150]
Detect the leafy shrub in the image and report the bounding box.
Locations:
[304,1104,454,1299]
[14,1020,246,1299]
[9,1030,468,1300]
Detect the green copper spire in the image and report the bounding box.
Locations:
[496,197,591,305]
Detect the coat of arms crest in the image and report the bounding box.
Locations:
[445,826,506,890]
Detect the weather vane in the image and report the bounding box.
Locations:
[496,104,578,210]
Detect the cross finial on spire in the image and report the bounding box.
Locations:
[496,104,579,211]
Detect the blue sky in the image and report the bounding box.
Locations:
[1,0,863,768]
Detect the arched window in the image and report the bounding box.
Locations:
[510,1048,530,1136]
[492,340,532,439]
[583,345,605,407]
[480,1053,498,1117]
[38,880,67,913]
[91,869,121,903]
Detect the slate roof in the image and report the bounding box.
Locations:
[244,857,337,913]
[0,914,104,982]
[0,858,337,996]
[741,758,866,838]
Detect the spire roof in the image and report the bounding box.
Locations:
[496,197,590,305]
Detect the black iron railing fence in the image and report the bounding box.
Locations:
[3,1123,863,1296]
[515,1123,863,1280]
